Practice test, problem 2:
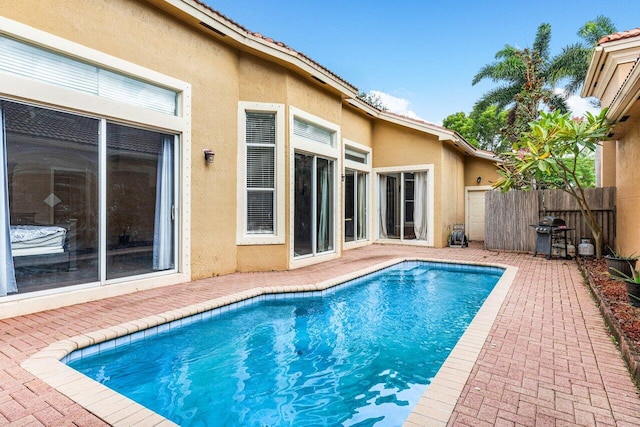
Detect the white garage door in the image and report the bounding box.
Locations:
[466,189,487,241]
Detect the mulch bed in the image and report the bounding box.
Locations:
[580,257,640,385]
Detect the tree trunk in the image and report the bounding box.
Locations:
[593,229,603,259]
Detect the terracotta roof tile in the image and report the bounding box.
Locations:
[598,28,640,45]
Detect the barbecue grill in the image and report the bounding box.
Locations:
[531,216,573,260]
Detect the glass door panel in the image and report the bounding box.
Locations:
[344,170,355,242]
[316,157,333,253]
[356,172,367,240]
[106,123,175,280]
[294,153,313,257]
[3,100,99,293]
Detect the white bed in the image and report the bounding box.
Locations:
[10,225,67,257]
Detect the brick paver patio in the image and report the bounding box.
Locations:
[1,243,639,426]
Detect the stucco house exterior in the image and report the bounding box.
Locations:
[583,28,640,259]
[0,0,498,318]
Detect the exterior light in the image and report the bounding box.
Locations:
[203,149,215,163]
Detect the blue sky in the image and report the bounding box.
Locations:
[206,1,640,124]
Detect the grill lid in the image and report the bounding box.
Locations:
[540,216,566,227]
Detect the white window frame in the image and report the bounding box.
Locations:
[0,17,191,314]
[374,164,435,247]
[343,139,372,249]
[289,107,340,268]
[237,102,285,245]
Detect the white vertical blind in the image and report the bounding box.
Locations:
[0,35,177,115]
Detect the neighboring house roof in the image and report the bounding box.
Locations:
[163,0,495,160]
[598,28,640,45]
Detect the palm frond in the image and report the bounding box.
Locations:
[472,63,499,85]
[533,23,552,61]
[473,84,520,112]
[548,44,589,82]
[546,92,569,113]
[579,16,617,46]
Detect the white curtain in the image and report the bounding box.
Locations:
[153,136,174,271]
[317,160,331,252]
[0,108,17,295]
[357,173,367,240]
[378,174,387,238]
[413,171,429,241]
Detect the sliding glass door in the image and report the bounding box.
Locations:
[345,169,367,243]
[294,153,334,257]
[1,99,177,296]
[378,171,428,242]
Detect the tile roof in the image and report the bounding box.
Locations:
[598,28,640,45]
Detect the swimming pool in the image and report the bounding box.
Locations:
[66,261,503,426]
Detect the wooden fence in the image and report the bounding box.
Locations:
[484,187,616,253]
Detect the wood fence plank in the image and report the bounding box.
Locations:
[484,187,616,253]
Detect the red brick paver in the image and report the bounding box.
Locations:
[1,244,639,426]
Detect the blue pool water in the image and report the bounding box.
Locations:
[68,261,502,426]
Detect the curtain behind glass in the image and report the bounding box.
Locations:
[153,136,174,271]
[357,173,367,240]
[106,124,173,280]
[316,158,333,253]
[414,171,429,240]
[0,108,16,295]
[378,174,387,238]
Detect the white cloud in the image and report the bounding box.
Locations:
[368,90,423,121]
[555,88,600,118]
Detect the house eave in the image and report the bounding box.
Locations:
[143,0,359,99]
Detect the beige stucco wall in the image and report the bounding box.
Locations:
[236,54,290,272]
[600,140,617,187]
[616,125,640,258]
[371,122,441,169]
[440,145,465,246]
[371,122,446,246]
[235,59,345,271]
[341,106,374,147]
[1,0,502,280]
[1,0,242,278]
[464,157,499,187]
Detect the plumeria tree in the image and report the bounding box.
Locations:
[493,109,612,258]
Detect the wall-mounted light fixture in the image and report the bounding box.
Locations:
[476,176,482,184]
[203,149,215,163]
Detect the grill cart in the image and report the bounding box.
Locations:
[531,216,573,260]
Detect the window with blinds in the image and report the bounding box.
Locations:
[246,112,276,233]
[293,118,334,146]
[0,35,177,115]
[345,147,368,164]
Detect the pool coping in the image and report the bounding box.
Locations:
[20,257,517,426]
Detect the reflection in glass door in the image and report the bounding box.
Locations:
[106,124,175,280]
[294,153,334,258]
[379,171,427,241]
[345,169,367,243]
[3,100,99,294]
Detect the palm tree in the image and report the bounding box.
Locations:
[472,23,568,141]
[549,16,617,96]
